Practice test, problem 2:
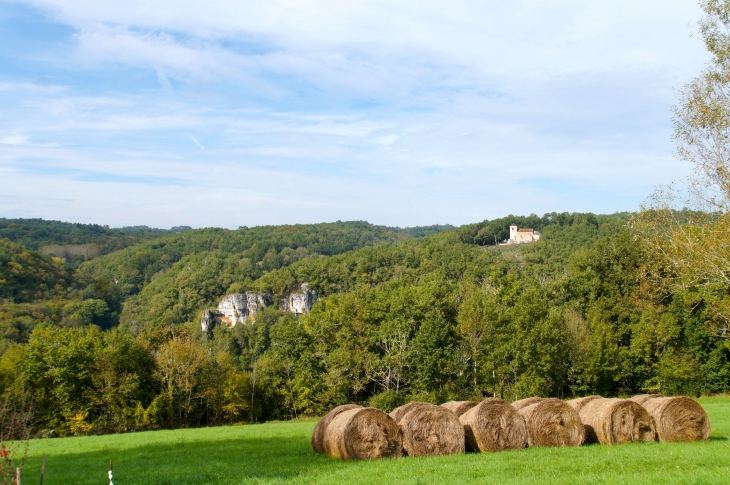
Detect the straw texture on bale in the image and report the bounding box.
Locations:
[323,407,403,460]
[512,397,544,411]
[517,398,584,447]
[389,403,465,456]
[459,398,528,452]
[630,394,663,406]
[311,404,362,453]
[440,401,479,417]
[566,395,602,413]
[389,402,431,424]
[572,398,656,445]
[631,396,710,442]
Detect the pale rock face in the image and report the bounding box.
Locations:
[201,292,272,332]
[201,310,217,333]
[216,293,272,326]
[216,293,248,327]
[281,283,317,315]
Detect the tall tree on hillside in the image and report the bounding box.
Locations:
[456,286,498,394]
[156,338,206,424]
[631,0,730,339]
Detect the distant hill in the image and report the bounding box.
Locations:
[0,239,74,303]
[0,218,187,263]
[387,224,456,238]
[79,221,408,300]
[457,212,631,247]
[0,220,412,344]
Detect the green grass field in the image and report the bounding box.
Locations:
[16,397,730,485]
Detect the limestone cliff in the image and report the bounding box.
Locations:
[216,293,272,326]
[202,285,318,333]
[280,283,317,315]
[201,292,272,333]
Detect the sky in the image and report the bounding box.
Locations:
[0,0,710,228]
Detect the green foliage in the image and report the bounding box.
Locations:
[0,218,181,263]
[458,212,629,247]
[80,221,406,299]
[387,224,456,238]
[367,390,407,412]
[0,299,113,350]
[0,239,74,303]
[459,213,545,245]
[24,324,103,430]
[0,238,125,349]
[120,251,261,328]
[252,230,498,300]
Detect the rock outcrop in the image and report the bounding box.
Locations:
[201,292,272,333]
[204,285,317,332]
[281,283,317,315]
[201,310,217,333]
[216,293,271,326]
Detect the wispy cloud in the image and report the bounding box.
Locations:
[0,0,709,227]
[0,135,29,145]
[186,134,204,150]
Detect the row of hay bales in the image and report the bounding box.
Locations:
[311,394,711,460]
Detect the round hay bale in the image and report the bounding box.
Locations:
[459,398,528,452]
[629,394,663,406]
[390,403,465,456]
[575,398,656,445]
[638,397,710,442]
[517,398,584,447]
[311,404,362,453]
[389,402,431,423]
[440,401,479,417]
[566,395,602,412]
[512,397,544,411]
[323,407,403,460]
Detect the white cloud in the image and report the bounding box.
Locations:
[24,1,708,86]
[0,135,29,145]
[0,0,710,226]
[375,134,400,146]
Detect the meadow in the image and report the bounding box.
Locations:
[16,396,730,485]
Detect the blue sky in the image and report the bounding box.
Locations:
[0,0,709,228]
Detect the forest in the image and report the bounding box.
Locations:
[0,212,727,437]
[0,218,191,264]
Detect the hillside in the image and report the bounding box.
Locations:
[0,220,454,347]
[0,239,74,303]
[0,212,728,437]
[0,218,187,263]
[117,214,619,331]
[0,239,120,347]
[78,221,409,298]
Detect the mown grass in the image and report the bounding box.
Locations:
[17,396,730,485]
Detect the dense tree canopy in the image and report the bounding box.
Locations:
[79,221,409,299]
[0,218,184,263]
[0,239,74,303]
[0,211,725,438]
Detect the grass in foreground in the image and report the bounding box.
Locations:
[16,396,730,485]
